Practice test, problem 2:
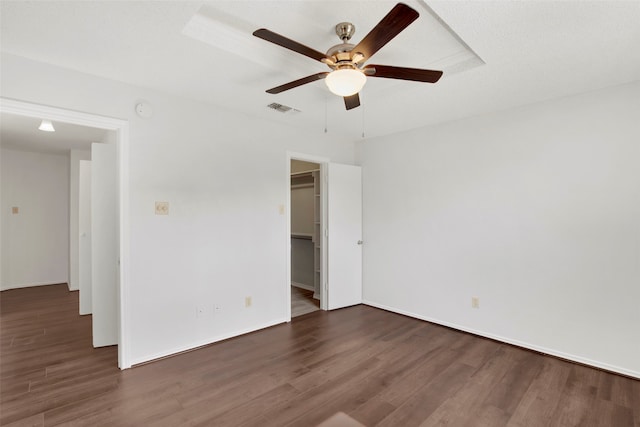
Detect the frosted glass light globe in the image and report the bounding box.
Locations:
[325,69,366,97]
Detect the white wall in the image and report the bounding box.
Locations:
[1,148,70,290]
[0,148,2,285]
[0,53,356,364]
[69,149,91,291]
[360,81,640,378]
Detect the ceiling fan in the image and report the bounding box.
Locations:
[253,2,443,111]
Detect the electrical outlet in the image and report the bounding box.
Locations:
[155,201,169,215]
[471,297,480,309]
[245,296,252,308]
[196,305,211,319]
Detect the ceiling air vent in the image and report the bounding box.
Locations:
[266,102,300,114]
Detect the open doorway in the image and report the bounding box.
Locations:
[290,159,322,317]
[287,155,364,318]
[1,98,130,368]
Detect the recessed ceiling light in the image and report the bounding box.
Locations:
[38,119,55,132]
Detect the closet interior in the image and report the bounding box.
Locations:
[290,160,321,312]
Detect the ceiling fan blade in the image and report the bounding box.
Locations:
[266,72,329,94]
[364,64,443,83]
[344,93,360,110]
[253,28,328,62]
[351,3,419,62]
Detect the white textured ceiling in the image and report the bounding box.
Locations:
[1,1,639,142]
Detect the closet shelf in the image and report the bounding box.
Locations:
[291,233,313,240]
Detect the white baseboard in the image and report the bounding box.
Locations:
[291,281,314,291]
[1,281,68,291]
[362,299,640,380]
[129,317,288,367]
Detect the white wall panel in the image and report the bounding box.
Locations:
[69,149,91,291]
[360,81,640,378]
[91,142,118,347]
[78,160,92,315]
[1,149,69,289]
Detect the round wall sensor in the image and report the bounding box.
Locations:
[135,102,153,118]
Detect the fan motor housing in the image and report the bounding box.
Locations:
[326,43,354,61]
[326,22,365,67]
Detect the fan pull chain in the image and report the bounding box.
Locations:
[361,98,365,138]
[324,96,328,133]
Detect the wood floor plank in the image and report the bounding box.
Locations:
[2,284,638,426]
[633,380,640,427]
[251,357,388,426]
[419,347,520,426]
[348,398,397,427]
[482,347,545,416]
[377,361,477,426]
[506,358,571,426]
[196,383,301,427]
[286,334,456,427]
[1,412,44,427]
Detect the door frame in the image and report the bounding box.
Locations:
[0,97,131,369]
[286,152,329,319]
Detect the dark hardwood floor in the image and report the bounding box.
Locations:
[1,284,638,426]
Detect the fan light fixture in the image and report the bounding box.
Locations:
[38,120,55,132]
[254,3,443,111]
[325,69,366,97]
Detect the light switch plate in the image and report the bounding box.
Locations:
[155,201,169,215]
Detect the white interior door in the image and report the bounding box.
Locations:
[327,163,362,310]
[91,142,118,347]
[78,160,92,315]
